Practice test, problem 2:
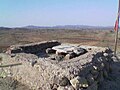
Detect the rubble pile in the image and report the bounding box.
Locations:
[0,41,120,90]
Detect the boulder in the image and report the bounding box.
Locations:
[103,53,109,57]
[70,76,80,89]
[70,76,88,89]
[73,47,87,56]
[52,45,75,54]
[52,45,87,56]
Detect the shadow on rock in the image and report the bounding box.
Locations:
[77,48,120,90]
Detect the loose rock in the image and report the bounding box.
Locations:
[70,76,88,89]
[70,76,81,89]
[46,48,56,54]
[73,47,87,56]
[59,76,70,86]
[57,86,66,90]
[64,53,76,60]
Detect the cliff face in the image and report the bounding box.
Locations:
[0,41,120,90]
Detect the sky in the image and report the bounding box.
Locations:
[0,0,119,27]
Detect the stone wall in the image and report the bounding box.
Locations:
[1,45,120,90]
[6,40,61,54]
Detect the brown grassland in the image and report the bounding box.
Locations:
[0,28,120,54]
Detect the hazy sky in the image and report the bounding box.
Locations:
[0,0,118,27]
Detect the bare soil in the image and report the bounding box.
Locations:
[0,28,119,53]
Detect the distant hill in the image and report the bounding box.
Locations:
[0,25,114,30]
[23,25,114,30]
[0,27,12,30]
[23,25,50,29]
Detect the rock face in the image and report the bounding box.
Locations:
[0,42,119,90]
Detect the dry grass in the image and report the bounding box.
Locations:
[0,28,120,54]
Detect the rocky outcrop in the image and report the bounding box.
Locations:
[0,44,119,90]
